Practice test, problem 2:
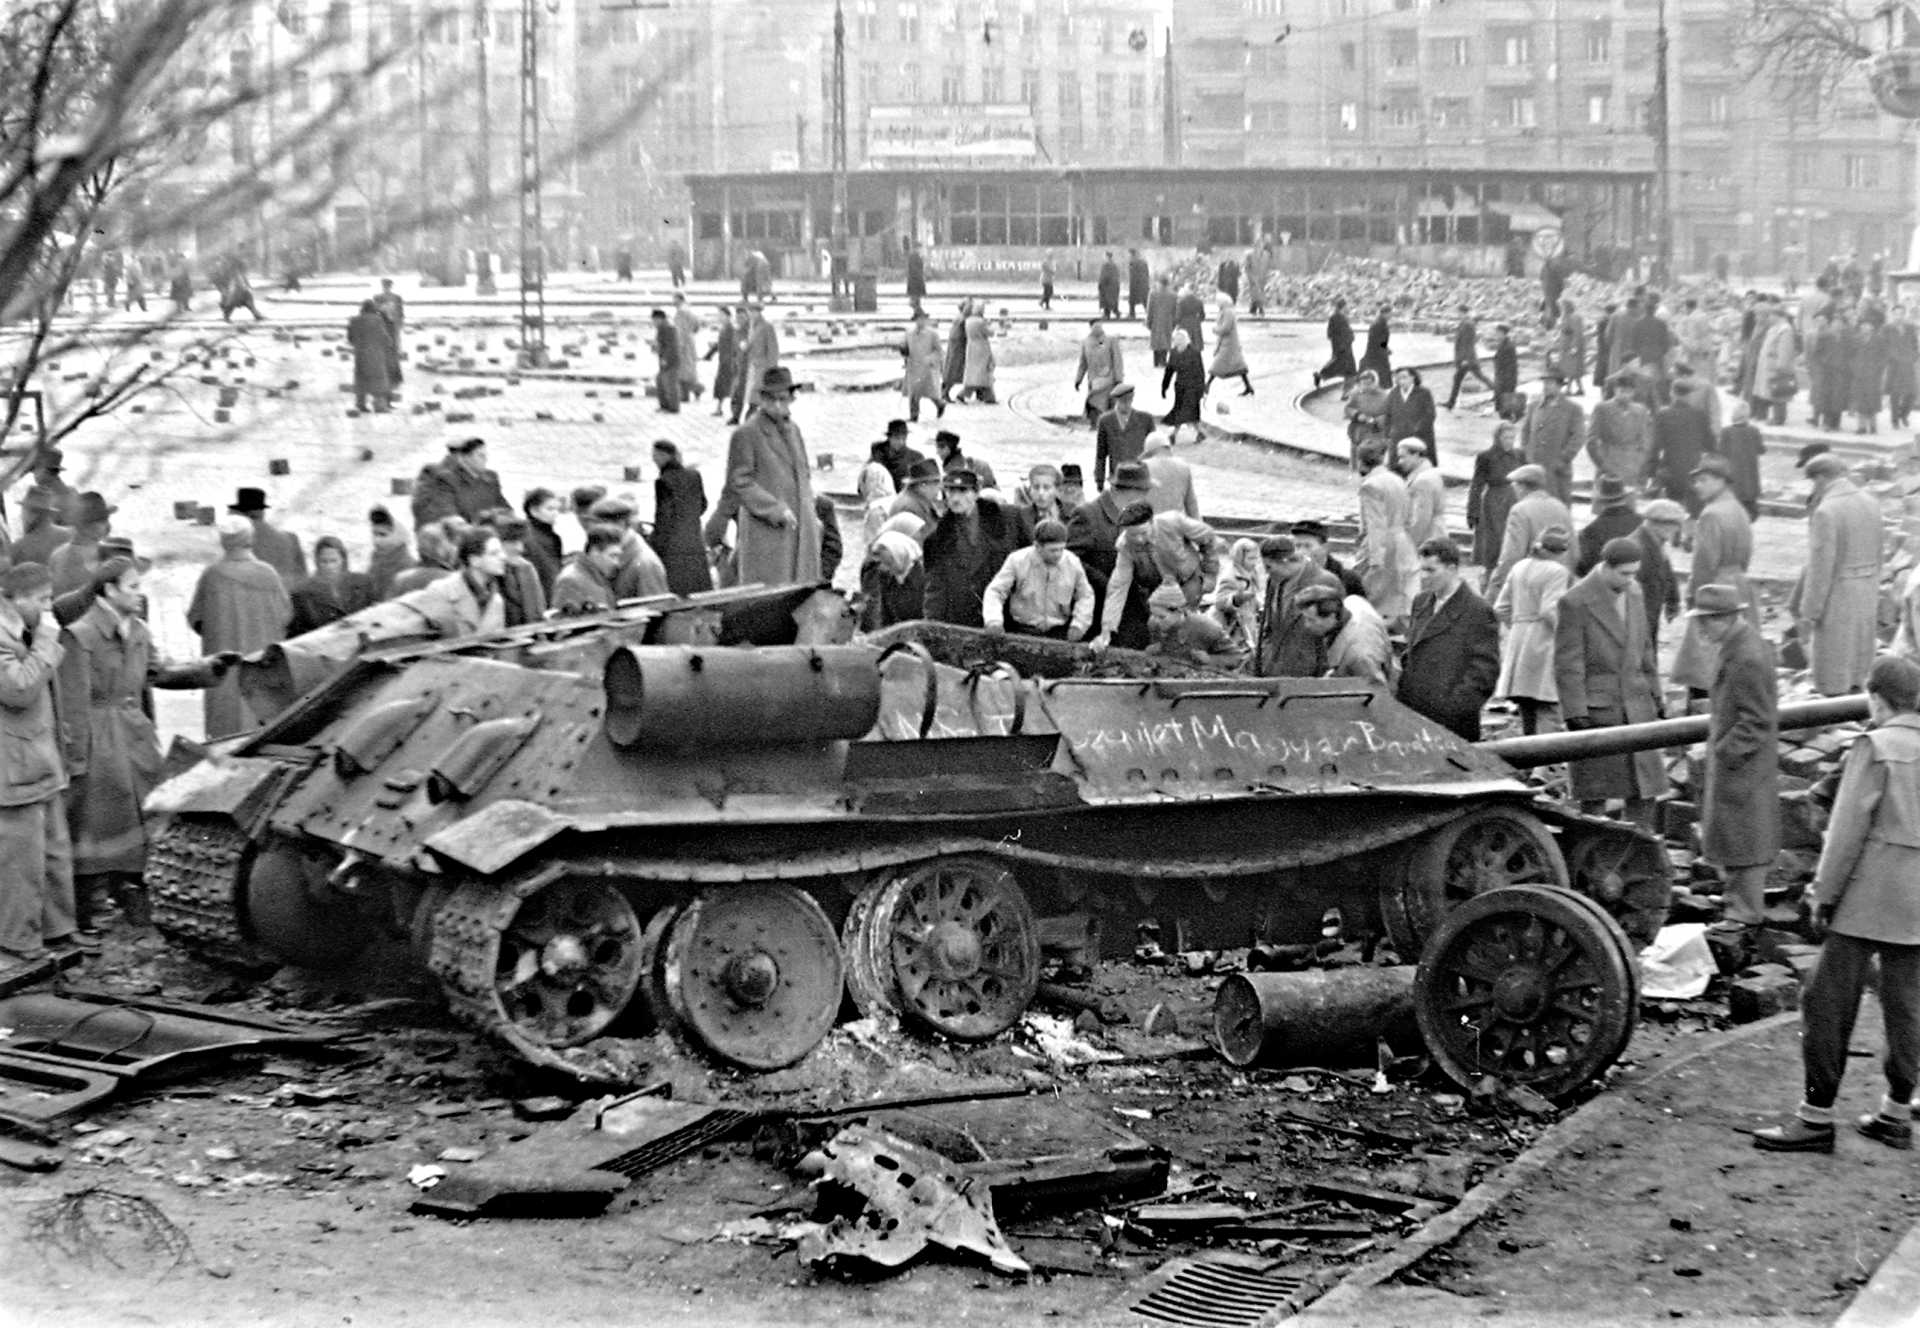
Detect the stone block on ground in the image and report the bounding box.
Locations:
[1661,800,1698,842]
[1778,791,1826,850]
[1753,927,1810,966]
[1730,966,1800,1023]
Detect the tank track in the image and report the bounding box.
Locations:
[147,817,268,968]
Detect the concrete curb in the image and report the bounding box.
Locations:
[1837,1210,1920,1328]
[1300,1010,1803,1318]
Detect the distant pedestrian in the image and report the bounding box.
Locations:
[707,305,738,416]
[1442,304,1493,409]
[1487,464,1574,607]
[1245,242,1272,317]
[1718,400,1765,518]
[230,487,305,586]
[651,308,681,413]
[1522,371,1584,505]
[1556,299,1589,394]
[1315,297,1356,387]
[1097,252,1121,320]
[1752,656,1920,1154]
[905,241,926,307]
[1161,328,1206,440]
[372,279,405,384]
[738,302,780,422]
[1671,455,1758,697]
[1093,384,1153,490]
[1127,249,1150,319]
[1355,441,1418,621]
[1209,296,1252,397]
[958,303,996,404]
[347,300,395,413]
[1147,274,1176,368]
[1175,286,1207,357]
[1215,254,1240,306]
[1039,253,1055,310]
[1357,305,1392,386]
[287,536,375,634]
[900,308,945,422]
[1798,453,1884,697]
[667,237,687,289]
[1076,318,1125,425]
[1399,439,1447,548]
[673,293,702,402]
[1468,421,1523,576]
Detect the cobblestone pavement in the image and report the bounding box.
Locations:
[12,271,1825,740]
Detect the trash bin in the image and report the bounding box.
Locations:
[852,273,878,313]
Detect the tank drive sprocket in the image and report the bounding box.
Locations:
[147,817,269,969]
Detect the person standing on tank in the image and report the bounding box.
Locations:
[1753,655,1920,1154]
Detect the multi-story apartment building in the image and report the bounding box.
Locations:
[1175,0,1915,276]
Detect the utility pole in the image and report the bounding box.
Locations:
[476,0,495,295]
[830,0,849,308]
[1651,0,1673,283]
[519,0,546,366]
[1163,27,1177,166]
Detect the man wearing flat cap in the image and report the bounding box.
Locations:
[1691,583,1780,938]
[1556,535,1668,834]
[1093,381,1152,490]
[229,487,306,585]
[412,437,508,529]
[12,487,71,571]
[1797,452,1883,696]
[726,366,822,586]
[921,468,1017,627]
[1633,499,1686,642]
[1486,463,1573,607]
[1672,454,1758,696]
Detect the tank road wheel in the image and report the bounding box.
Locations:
[1565,825,1672,950]
[841,879,901,1022]
[864,857,1042,1042]
[1414,885,1637,1102]
[1383,806,1570,957]
[661,886,845,1071]
[435,877,646,1049]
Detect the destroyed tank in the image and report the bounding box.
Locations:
[142,587,1864,1100]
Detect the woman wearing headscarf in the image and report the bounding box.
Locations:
[287,535,377,635]
[1209,294,1253,397]
[858,525,927,631]
[858,445,900,541]
[1210,537,1266,651]
[1161,327,1207,437]
[1344,369,1390,469]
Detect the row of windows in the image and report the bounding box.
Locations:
[276,3,522,47]
[846,64,1152,109]
[846,1,1149,53]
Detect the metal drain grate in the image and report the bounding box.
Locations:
[1130,1254,1307,1328]
[590,1108,755,1179]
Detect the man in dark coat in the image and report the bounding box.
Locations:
[651,308,681,413]
[1442,305,1493,409]
[1254,536,1341,677]
[229,487,306,586]
[346,300,394,413]
[874,419,925,491]
[1491,323,1520,410]
[1067,462,1152,640]
[12,488,70,571]
[1094,384,1154,490]
[1127,249,1150,319]
[904,242,927,307]
[1289,520,1366,599]
[920,470,1017,626]
[1575,476,1642,575]
[1522,372,1585,505]
[1357,306,1392,386]
[413,438,509,529]
[649,441,711,596]
[1097,252,1121,320]
[1397,538,1501,740]
[1555,537,1668,831]
[1315,298,1356,387]
[1654,380,1716,512]
[0,562,77,960]
[1174,286,1207,357]
[1693,582,1780,934]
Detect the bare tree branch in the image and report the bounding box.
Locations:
[1737,0,1874,102]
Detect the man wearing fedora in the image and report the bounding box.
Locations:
[1689,583,1779,944]
[887,458,945,539]
[229,488,306,586]
[48,493,117,599]
[1068,461,1154,639]
[1555,536,1668,831]
[725,366,821,586]
[412,437,508,530]
[1576,475,1641,574]
[12,487,70,571]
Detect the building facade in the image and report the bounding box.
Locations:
[1174,0,1916,277]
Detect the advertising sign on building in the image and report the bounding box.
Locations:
[866,103,1038,167]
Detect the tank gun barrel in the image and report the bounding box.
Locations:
[1478,696,1871,769]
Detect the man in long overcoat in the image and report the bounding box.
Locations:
[1691,584,1780,931]
[187,519,292,740]
[1398,539,1501,741]
[1586,372,1654,495]
[1654,381,1716,512]
[59,557,227,926]
[1097,253,1121,320]
[1486,464,1574,607]
[0,563,75,960]
[1076,319,1126,426]
[649,441,711,597]
[231,487,306,585]
[1521,372,1584,504]
[1468,422,1523,573]
[1798,454,1884,696]
[1671,456,1757,694]
[1127,249,1151,320]
[725,367,821,587]
[905,243,926,307]
[1146,275,1177,368]
[1316,298,1356,386]
[1555,538,1667,829]
[347,300,395,413]
[737,302,781,423]
[413,438,508,528]
[1355,441,1418,621]
[901,308,945,422]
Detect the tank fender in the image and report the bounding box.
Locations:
[422,798,572,875]
[143,755,303,827]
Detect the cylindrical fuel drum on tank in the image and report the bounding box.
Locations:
[602,645,883,750]
[1214,967,1420,1068]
